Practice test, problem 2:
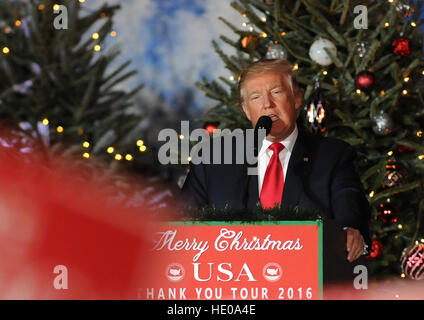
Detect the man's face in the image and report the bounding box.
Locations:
[241,72,301,141]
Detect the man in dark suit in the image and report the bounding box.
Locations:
[182,59,370,262]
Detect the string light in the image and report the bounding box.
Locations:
[293,64,299,71]
[179,134,184,140]
[322,70,328,75]
[242,22,247,27]
[53,4,60,11]
[261,17,267,22]
[115,154,122,160]
[38,4,45,10]
[356,89,362,95]
[125,154,133,161]
[403,76,410,82]
[417,130,422,137]
[110,31,117,37]
[384,22,390,28]
[398,224,403,230]
[280,31,286,36]
[400,273,406,278]
[42,118,49,125]
[387,151,393,156]
[259,32,267,38]
[2,47,10,54]
[15,20,22,27]
[56,126,63,133]
[82,141,90,148]
[78,0,86,3]
[187,156,192,162]
[418,155,424,160]
[402,89,408,95]
[411,21,417,27]
[139,145,147,152]
[107,146,114,154]
[136,139,144,146]
[92,32,99,40]
[380,90,385,95]
[93,44,101,52]
[369,191,375,198]
[82,152,90,159]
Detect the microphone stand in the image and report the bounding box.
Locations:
[243,116,272,209]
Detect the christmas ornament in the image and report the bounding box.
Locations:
[377,201,399,223]
[367,239,384,259]
[401,243,424,280]
[382,159,409,189]
[204,122,218,134]
[12,80,33,95]
[355,71,375,91]
[265,42,288,60]
[395,0,415,18]
[397,144,415,154]
[240,35,259,53]
[372,110,394,135]
[356,41,370,58]
[392,37,411,57]
[303,81,327,135]
[309,39,337,66]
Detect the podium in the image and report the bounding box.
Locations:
[141,220,367,300]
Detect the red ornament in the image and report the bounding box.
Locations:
[355,71,375,91]
[401,243,424,280]
[204,123,218,134]
[397,144,415,154]
[392,37,411,57]
[377,202,399,223]
[367,239,384,259]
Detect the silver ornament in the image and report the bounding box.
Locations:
[395,0,415,18]
[356,41,369,58]
[12,80,33,95]
[265,42,288,60]
[372,110,394,135]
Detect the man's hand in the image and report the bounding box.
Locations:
[345,227,365,262]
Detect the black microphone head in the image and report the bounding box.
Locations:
[255,115,272,136]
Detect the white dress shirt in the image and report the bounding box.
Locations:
[258,125,299,195]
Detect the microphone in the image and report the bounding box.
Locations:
[244,116,272,209]
[254,116,272,157]
[255,115,273,134]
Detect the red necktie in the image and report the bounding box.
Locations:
[260,143,285,209]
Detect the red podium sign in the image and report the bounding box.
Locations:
[140,221,323,300]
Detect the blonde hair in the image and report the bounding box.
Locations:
[238,59,299,103]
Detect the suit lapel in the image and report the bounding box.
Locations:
[281,129,311,207]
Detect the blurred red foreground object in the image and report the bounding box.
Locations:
[0,142,165,299]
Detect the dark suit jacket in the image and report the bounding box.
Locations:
[182,126,371,247]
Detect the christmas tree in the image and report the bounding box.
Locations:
[196,0,424,278]
[0,0,145,171]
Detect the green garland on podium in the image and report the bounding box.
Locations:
[180,204,325,222]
